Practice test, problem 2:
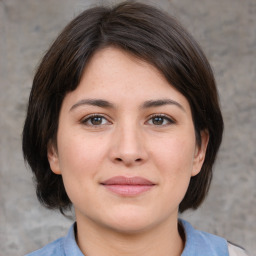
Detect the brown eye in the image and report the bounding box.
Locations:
[147,115,175,126]
[82,115,109,126]
[90,116,104,125]
[152,116,165,125]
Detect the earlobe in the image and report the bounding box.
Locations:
[192,129,209,176]
[47,142,61,175]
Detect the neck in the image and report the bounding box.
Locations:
[75,215,184,256]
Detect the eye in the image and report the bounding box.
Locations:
[81,115,110,126]
[146,114,175,126]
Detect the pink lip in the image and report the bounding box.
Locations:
[101,176,155,196]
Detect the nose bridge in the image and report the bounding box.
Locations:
[110,118,147,165]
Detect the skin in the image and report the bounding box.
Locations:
[48,47,209,256]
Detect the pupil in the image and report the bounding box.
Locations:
[153,117,163,125]
[91,117,102,125]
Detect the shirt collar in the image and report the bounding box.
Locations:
[62,220,228,256]
[180,219,228,256]
[63,223,84,256]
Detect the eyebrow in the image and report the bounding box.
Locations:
[141,99,185,112]
[70,98,185,112]
[70,99,115,111]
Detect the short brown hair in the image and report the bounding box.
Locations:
[23,1,223,214]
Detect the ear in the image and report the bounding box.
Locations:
[191,129,209,177]
[47,141,61,175]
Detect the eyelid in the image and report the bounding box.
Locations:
[146,114,176,125]
[80,113,112,126]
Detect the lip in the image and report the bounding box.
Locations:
[100,176,155,196]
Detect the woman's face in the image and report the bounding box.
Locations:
[48,47,208,233]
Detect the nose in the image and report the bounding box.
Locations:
[109,122,148,167]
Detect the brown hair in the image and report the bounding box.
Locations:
[23,1,223,213]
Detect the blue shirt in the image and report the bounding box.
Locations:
[25,219,229,256]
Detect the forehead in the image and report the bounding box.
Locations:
[82,47,164,89]
[62,47,191,112]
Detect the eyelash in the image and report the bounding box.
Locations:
[146,114,175,126]
[80,114,175,127]
[81,114,111,127]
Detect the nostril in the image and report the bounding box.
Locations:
[115,158,142,163]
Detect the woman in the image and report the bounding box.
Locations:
[22,1,248,255]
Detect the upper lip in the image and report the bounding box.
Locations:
[101,176,155,185]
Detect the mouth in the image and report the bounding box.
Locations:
[100,176,156,196]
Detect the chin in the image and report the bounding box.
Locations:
[104,210,157,234]
[109,221,153,235]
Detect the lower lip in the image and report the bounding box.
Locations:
[102,185,154,196]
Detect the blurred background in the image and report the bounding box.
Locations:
[0,0,255,255]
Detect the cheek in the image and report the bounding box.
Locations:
[58,138,102,175]
[56,132,103,186]
[56,135,105,205]
[151,135,196,173]
[150,134,196,197]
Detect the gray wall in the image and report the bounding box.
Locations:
[0,0,255,255]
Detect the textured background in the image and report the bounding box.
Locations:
[0,0,255,255]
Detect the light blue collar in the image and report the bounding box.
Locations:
[63,220,229,256]
[180,219,229,256]
[63,223,84,256]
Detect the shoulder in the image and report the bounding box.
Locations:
[180,219,249,256]
[180,219,228,256]
[228,242,250,256]
[25,237,64,256]
[25,223,84,256]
